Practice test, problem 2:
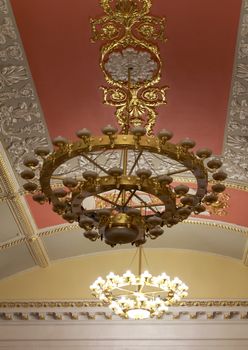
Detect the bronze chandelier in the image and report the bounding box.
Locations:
[21,0,227,247]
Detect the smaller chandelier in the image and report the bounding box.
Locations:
[90,248,188,319]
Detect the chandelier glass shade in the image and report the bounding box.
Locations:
[90,248,188,319]
[20,0,227,248]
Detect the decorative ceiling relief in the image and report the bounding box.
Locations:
[91,0,167,135]
[223,0,248,183]
[0,0,50,178]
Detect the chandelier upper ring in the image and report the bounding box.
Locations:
[40,134,208,202]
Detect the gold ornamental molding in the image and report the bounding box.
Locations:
[184,219,248,236]
[0,299,248,322]
[1,299,248,308]
[0,237,26,251]
[0,149,50,267]
[91,0,167,134]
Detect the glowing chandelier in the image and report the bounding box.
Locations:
[90,247,188,319]
[21,0,227,247]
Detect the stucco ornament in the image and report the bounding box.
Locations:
[105,48,158,83]
[223,0,248,183]
[0,0,50,178]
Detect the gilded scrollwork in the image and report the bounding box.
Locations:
[205,193,230,216]
[102,84,167,134]
[91,0,167,134]
[92,0,153,44]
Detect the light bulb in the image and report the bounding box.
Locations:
[127,309,151,320]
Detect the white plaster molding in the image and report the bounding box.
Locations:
[223,0,248,184]
[0,0,51,179]
[0,300,248,322]
[0,301,248,349]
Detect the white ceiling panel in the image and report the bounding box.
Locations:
[0,202,22,242]
[0,244,35,279]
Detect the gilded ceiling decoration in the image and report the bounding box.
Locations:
[91,0,167,134]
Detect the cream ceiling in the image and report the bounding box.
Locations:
[0,0,247,280]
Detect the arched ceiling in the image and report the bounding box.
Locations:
[0,0,247,280]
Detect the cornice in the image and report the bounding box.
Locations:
[0,300,247,322]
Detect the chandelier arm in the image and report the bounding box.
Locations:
[141,153,159,176]
[122,189,137,207]
[81,153,110,175]
[141,291,167,297]
[130,203,163,209]
[114,287,137,295]
[113,189,124,206]
[141,289,173,295]
[91,149,108,161]
[167,168,190,176]
[101,149,118,168]
[146,153,191,174]
[133,193,159,214]
[128,150,143,175]
[50,175,68,180]
[95,194,121,208]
